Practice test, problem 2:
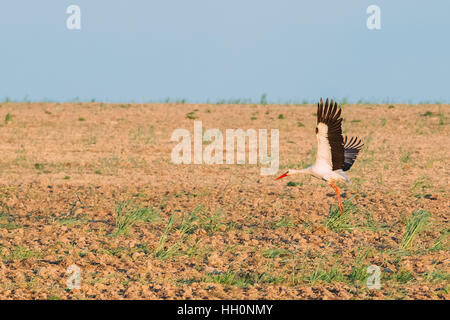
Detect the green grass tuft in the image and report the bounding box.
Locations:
[154,214,178,259]
[421,111,433,117]
[400,210,431,250]
[271,217,296,229]
[4,113,13,124]
[286,181,302,187]
[34,163,44,170]
[347,247,374,284]
[262,248,291,259]
[400,151,411,163]
[326,197,357,232]
[395,269,414,283]
[112,200,160,236]
[186,111,198,120]
[305,263,344,284]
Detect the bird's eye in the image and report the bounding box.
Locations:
[315,127,318,134]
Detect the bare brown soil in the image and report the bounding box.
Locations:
[0,102,448,299]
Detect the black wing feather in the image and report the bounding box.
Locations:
[317,98,344,171]
[343,136,364,171]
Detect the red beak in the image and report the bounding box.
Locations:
[275,172,288,180]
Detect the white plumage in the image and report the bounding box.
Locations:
[276,98,363,214]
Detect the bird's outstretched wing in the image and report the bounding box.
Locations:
[343,136,364,171]
[315,98,344,171]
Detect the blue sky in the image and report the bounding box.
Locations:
[1,1,449,103]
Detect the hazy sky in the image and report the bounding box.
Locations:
[1,1,449,103]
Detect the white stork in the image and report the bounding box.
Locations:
[275,98,364,215]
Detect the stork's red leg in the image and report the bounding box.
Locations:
[329,183,344,215]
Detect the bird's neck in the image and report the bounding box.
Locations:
[289,167,312,175]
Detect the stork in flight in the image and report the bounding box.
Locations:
[275,98,364,215]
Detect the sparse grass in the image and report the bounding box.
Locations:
[400,151,411,163]
[278,114,286,119]
[97,156,119,176]
[154,214,177,259]
[305,262,344,284]
[348,248,372,284]
[423,269,450,283]
[395,269,414,283]
[271,217,296,229]
[358,209,387,232]
[410,175,434,199]
[202,270,282,288]
[0,222,21,230]
[325,197,357,232]
[429,228,449,251]
[1,245,40,261]
[198,209,225,235]
[262,248,291,259]
[58,215,88,227]
[4,113,13,124]
[286,181,302,187]
[178,209,200,235]
[203,270,253,288]
[0,205,21,230]
[83,136,97,145]
[153,206,216,260]
[186,111,198,120]
[112,200,161,236]
[437,111,445,125]
[421,111,434,117]
[0,206,21,230]
[400,210,431,250]
[216,98,252,105]
[34,163,44,170]
[131,125,155,144]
